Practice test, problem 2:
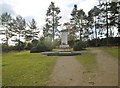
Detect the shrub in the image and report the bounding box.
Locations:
[44,40,54,51]
[32,39,39,46]
[25,43,33,50]
[14,41,26,50]
[30,47,39,53]
[68,40,74,47]
[2,44,10,52]
[36,42,46,52]
[87,37,120,47]
[30,39,54,53]
[2,44,16,52]
[73,41,86,51]
[53,39,61,48]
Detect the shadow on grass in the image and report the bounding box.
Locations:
[2,64,8,67]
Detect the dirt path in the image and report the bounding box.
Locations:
[47,56,85,86]
[89,48,118,86]
[47,48,118,86]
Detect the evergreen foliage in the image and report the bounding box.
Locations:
[43,2,61,41]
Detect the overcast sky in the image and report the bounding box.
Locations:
[0,0,119,44]
[0,0,100,28]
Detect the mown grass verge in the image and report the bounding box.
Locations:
[2,51,57,86]
[76,49,97,70]
[101,46,118,59]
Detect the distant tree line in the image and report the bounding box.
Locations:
[43,1,119,48]
[0,12,41,51]
[63,0,120,48]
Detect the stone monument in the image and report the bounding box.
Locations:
[60,29,69,49]
[42,29,81,56]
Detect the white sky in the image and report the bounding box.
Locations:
[1,0,99,28]
[1,0,119,44]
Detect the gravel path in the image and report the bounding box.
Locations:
[47,56,85,86]
[47,48,118,86]
[89,48,118,86]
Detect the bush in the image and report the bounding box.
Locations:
[32,39,39,46]
[68,40,74,47]
[25,43,33,50]
[73,41,86,51]
[30,47,39,53]
[14,41,26,50]
[44,40,54,51]
[87,37,120,47]
[53,39,61,48]
[30,39,54,53]
[2,44,17,52]
[2,44,10,52]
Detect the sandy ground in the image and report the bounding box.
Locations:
[47,48,118,86]
[89,48,118,86]
[47,56,85,86]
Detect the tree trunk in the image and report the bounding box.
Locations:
[95,17,98,47]
[106,2,109,46]
[52,10,55,42]
[79,19,82,41]
[5,29,9,46]
[18,32,20,51]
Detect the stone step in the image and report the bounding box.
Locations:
[42,51,81,56]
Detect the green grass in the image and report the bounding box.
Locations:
[76,49,97,70]
[2,51,57,86]
[101,46,118,58]
[0,53,2,86]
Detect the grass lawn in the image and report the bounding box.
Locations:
[0,53,2,86]
[101,46,118,58]
[76,49,97,70]
[2,51,57,86]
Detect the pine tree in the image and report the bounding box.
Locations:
[13,15,26,50]
[0,12,14,46]
[88,6,101,46]
[70,4,87,41]
[27,18,40,41]
[44,2,61,41]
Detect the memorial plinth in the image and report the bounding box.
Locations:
[60,29,69,49]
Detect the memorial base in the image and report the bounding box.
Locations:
[60,44,69,49]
